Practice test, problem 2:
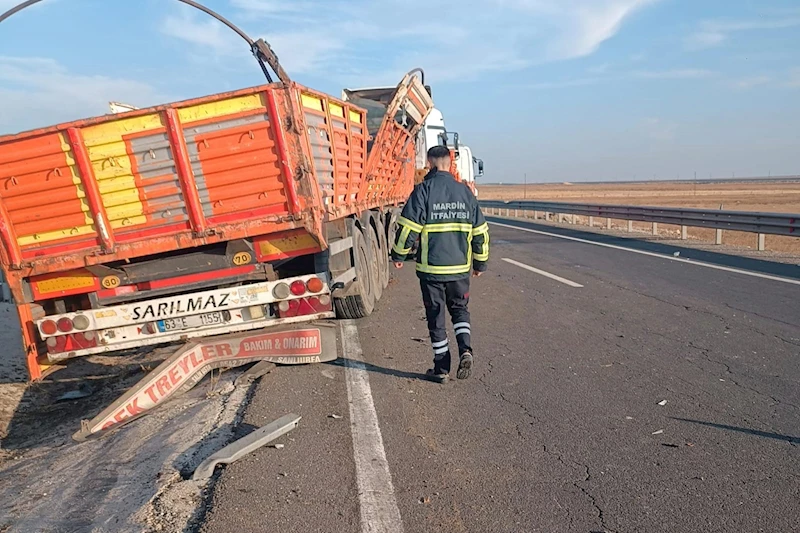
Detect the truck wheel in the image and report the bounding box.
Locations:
[376,212,390,290]
[334,226,375,319]
[366,224,383,302]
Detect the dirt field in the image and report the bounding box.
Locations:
[479,181,800,254]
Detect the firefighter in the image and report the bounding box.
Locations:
[391,145,490,383]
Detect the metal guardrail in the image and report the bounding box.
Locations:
[480,200,799,251]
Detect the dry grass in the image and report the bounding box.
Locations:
[480,181,800,254]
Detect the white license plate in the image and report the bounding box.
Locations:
[157,312,226,332]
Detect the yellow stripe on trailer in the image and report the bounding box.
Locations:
[349,110,362,124]
[178,94,265,124]
[258,232,319,257]
[34,273,96,294]
[329,102,345,118]
[301,94,324,112]
[81,114,165,230]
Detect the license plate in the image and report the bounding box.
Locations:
[157,312,226,332]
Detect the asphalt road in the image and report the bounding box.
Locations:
[199,217,800,533]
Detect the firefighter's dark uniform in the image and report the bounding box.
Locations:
[391,170,490,373]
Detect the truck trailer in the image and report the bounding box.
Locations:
[0,1,434,381]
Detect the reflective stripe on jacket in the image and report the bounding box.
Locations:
[391,170,489,281]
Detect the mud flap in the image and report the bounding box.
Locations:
[72,322,337,442]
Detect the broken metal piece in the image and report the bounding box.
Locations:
[234,360,277,387]
[192,413,301,481]
[72,324,336,442]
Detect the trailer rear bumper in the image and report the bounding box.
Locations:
[34,274,334,362]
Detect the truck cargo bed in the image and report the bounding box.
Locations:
[0,75,432,287]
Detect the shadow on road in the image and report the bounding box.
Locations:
[672,417,799,444]
[327,358,430,382]
[487,217,800,281]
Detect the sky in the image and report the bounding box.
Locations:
[0,0,799,183]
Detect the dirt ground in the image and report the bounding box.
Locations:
[0,302,256,532]
[479,181,800,254]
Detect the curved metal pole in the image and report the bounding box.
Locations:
[0,0,287,83]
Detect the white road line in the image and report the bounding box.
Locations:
[341,321,404,533]
[502,258,584,287]
[490,221,800,286]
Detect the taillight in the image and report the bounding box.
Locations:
[57,317,73,333]
[290,280,306,296]
[40,320,57,336]
[273,283,291,299]
[306,277,324,293]
[72,314,90,330]
[309,296,332,312]
[278,301,290,313]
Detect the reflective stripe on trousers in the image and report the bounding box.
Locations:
[419,277,471,373]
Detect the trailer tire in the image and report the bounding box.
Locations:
[334,226,375,319]
[376,211,390,290]
[366,224,383,302]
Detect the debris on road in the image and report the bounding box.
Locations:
[658,400,668,406]
[55,386,94,403]
[652,429,665,435]
[273,444,285,450]
[192,414,301,481]
[329,414,343,420]
[73,325,335,441]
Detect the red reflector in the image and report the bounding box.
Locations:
[40,320,58,336]
[57,317,74,333]
[290,280,306,296]
[308,296,333,313]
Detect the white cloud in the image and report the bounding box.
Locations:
[159,0,662,84]
[527,77,604,90]
[632,68,715,79]
[785,68,800,88]
[0,56,163,134]
[685,31,726,50]
[686,17,800,50]
[642,117,677,141]
[588,63,611,74]
[734,75,772,89]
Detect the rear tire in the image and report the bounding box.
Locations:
[365,222,383,302]
[376,212,390,290]
[334,226,375,319]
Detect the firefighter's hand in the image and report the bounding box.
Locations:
[394,261,404,269]
[472,270,484,277]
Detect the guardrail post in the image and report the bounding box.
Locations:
[606,218,612,230]
[514,209,519,218]
[652,222,658,236]
[758,233,766,251]
[533,210,539,220]
[681,225,688,240]
[627,220,633,232]
[589,216,594,227]
[558,213,564,223]
[715,229,723,245]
